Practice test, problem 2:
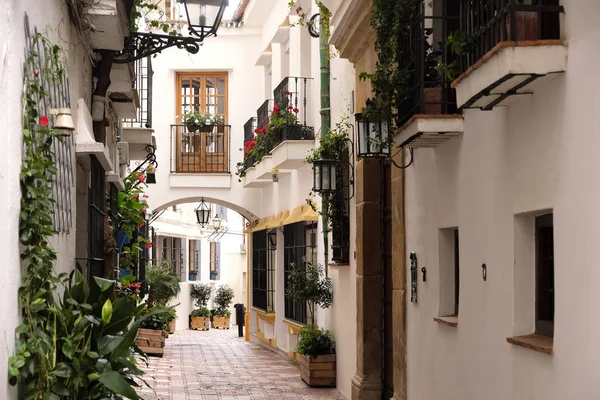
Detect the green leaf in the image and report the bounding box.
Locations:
[98,371,139,400]
[53,363,73,378]
[102,299,113,324]
[62,341,76,360]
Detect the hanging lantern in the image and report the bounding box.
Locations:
[272,167,279,183]
[195,199,211,227]
[212,213,222,230]
[146,164,156,184]
[312,158,337,194]
[182,0,229,40]
[267,229,277,248]
[355,113,390,158]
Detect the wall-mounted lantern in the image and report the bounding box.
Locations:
[195,199,211,228]
[267,229,277,248]
[183,0,229,40]
[272,167,279,183]
[312,158,337,194]
[212,213,222,230]
[50,108,75,136]
[145,164,156,184]
[355,113,390,158]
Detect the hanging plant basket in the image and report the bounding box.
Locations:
[187,124,214,133]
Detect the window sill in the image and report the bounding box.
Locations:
[329,262,350,268]
[434,316,458,328]
[506,334,553,355]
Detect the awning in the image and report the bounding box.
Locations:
[252,215,274,232]
[282,205,318,226]
[267,211,290,229]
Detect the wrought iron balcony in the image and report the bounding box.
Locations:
[244,117,256,143]
[170,124,230,173]
[273,76,313,126]
[123,56,153,128]
[397,2,459,126]
[256,99,274,129]
[460,0,563,71]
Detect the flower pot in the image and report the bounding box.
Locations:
[423,87,443,114]
[212,316,230,329]
[190,316,210,331]
[187,124,214,133]
[168,320,176,334]
[298,354,336,387]
[135,328,165,357]
[506,11,539,41]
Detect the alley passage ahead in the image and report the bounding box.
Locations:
[139,328,345,399]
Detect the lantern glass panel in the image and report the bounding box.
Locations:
[314,164,321,191]
[331,164,337,191]
[322,164,331,191]
[186,0,226,32]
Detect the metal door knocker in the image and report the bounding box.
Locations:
[410,252,418,303]
[482,263,487,282]
[421,266,427,282]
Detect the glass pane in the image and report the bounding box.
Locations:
[192,77,201,95]
[206,77,215,96]
[181,77,190,95]
[217,77,226,95]
[215,96,225,116]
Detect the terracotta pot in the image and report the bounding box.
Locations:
[506,11,539,41]
[423,87,443,114]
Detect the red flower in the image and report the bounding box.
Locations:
[136,173,146,183]
[254,128,259,133]
[273,105,279,113]
[39,116,49,126]
[146,242,152,249]
[286,91,291,95]
[137,221,144,227]
[287,105,293,110]
[34,71,39,78]
[293,108,299,113]
[143,194,149,199]
[142,207,147,213]
[133,195,138,201]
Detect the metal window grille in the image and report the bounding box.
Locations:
[123,56,153,128]
[210,242,220,279]
[24,16,73,233]
[284,222,317,325]
[88,157,106,283]
[332,149,351,263]
[252,231,276,312]
[157,235,185,281]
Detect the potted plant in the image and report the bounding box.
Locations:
[146,262,181,334]
[210,270,219,280]
[286,261,335,387]
[190,282,213,330]
[212,285,234,329]
[181,108,220,132]
[136,307,167,357]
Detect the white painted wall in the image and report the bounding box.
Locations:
[404,2,600,399]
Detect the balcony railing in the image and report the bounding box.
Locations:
[273,76,312,126]
[257,99,274,129]
[170,124,230,173]
[460,0,563,70]
[397,2,459,125]
[244,117,256,143]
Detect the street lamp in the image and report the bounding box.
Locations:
[312,158,337,194]
[114,0,229,63]
[212,214,222,230]
[355,113,390,158]
[183,0,229,40]
[195,199,211,227]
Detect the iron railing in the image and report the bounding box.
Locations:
[273,76,313,126]
[170,124,231,173]
[256,99,274,129]
[88,157,106,284]
[123,56,153,128]
[252,231,274,312]
[397,1,459,125]
[244,117,256,143]
[460,0,563,70]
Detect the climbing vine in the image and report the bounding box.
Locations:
[9,31,153,399]
[359,0,421,127]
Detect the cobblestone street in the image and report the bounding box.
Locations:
[138,328,345,400]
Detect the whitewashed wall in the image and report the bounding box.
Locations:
[404,2,600,399]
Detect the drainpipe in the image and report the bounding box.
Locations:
[319,3,331,273]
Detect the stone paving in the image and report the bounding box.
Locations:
[138,327,345,400]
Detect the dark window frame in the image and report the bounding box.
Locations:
[252,230,275,312]
[88,156,106,284]
[454,229,460,316]
[535,213,554,337]
[284,221,317,325]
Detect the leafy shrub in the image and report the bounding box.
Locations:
[190,308,212,318]
[146,262,181,307]
[297,325,335,356]
[214,285,234,316]
[191,282,213,308]
[140,313,164,330]
[213,309,231,318]
[286,261,333,324]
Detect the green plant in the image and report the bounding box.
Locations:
[213,285,234,316]
[191,282,213,308]
[190,308,212,318]
[118,171,150,271]
[180,108,221,127]
[297,325,335,356]
[130,0,182,36]
[146,261,181,307]
[434,30,474,81]
[286,261,333,325]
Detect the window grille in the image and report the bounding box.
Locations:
[88,157,106,283]
[252,231,275,312]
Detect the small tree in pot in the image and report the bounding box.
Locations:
[286,261,336,387]
[212,285,234,329]
[190,283,213,330]
[146,261,181,335]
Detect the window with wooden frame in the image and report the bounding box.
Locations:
[535,213,554,337]
[157,235,185,282]
[189,239,201,281]
[175,72,229,173]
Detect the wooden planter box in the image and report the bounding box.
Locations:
[299,354,336,387]
[163,330,169,339]
[212,316,230,329]
[190,316,210,331]
[168,321,176,334]
[135,328,165,357]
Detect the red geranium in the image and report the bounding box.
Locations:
[40,116,49,126]
[287,105,293,110]
[273,105,279,113]
[136,173,146,183]
[146,242,152,249]
[293,108,299,113]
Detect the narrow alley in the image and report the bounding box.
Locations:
[138,329,345,400]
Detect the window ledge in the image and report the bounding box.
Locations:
[329,262,350,268]
[434,316,458,328]
[506,334,553,355]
